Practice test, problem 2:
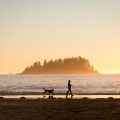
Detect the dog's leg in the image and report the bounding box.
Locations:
[43,91,46,98]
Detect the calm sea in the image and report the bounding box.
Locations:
[0,74,120,94]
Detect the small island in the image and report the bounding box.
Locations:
[22,56,98,74]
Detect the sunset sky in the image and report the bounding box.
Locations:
[1,0,120,74]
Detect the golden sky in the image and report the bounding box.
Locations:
[0,0,120,74]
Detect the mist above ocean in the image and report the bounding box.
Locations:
[0,74,120,94]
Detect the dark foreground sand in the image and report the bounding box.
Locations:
[0,98,120,120]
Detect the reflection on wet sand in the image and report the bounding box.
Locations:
[1,95,120,99]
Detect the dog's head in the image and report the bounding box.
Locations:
[52,89,54,93]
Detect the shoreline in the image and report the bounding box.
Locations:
[1,94,120,99]
[0,92,120,95]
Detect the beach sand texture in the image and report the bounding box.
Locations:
[0,98,120,120]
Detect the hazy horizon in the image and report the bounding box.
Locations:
[1,0,120,74]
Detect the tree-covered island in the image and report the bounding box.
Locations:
[22,56,98,74]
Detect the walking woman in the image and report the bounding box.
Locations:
[66,80,73,99]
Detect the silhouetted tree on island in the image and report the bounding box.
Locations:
[22,56,98,74]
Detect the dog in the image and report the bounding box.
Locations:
[42,88,54,98]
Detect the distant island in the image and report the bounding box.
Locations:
[22,56,98,74]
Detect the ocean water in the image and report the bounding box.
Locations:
[0,74,120,94]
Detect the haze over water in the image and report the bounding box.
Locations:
[0,74,120,94]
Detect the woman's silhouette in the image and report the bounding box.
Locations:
[66,80,73,98]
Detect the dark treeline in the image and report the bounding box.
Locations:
[22,56,98,74]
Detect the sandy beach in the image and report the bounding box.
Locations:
[0,98,120,120]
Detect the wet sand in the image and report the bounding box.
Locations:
[0,98,120,120]
[1,91,120,95]
[1,94,120,99]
